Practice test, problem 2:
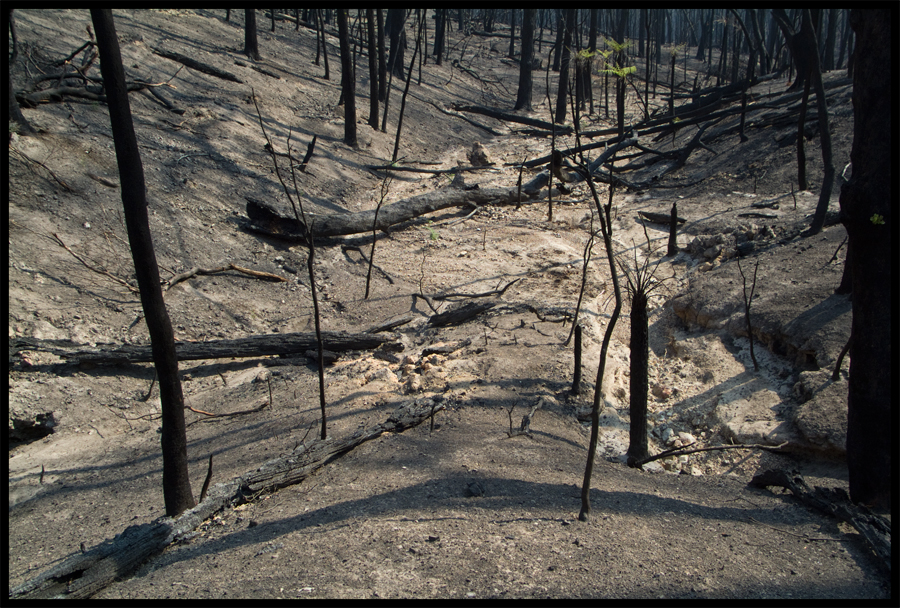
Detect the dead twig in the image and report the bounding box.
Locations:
[10,147,73,191]
[51,232,139,293]
[186,400,269,425]
[633,441,788,468]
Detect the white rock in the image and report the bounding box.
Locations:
[677,432,696,446]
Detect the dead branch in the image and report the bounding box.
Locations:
[50,233,138,293]
[366,163,494,175]
[186,400,269,425]
[632,440,788,468]
[10,148,73,191]
[165,263,286,290]
[432,278,521,301]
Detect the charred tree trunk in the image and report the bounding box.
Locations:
[366,9,379,129]
[376,9,387,102]
[626,290,651,465]
[91,9,195,518]
[243,9,260,61]
[804,8,836,236]
[515,9,535,111]
[840,8,891,509]
[554,9,575,124]
[387,9,407,79]
[337,9,357,146]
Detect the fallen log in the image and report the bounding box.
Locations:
[151,47,243,83]
[244,137,638,240]
[9,331,399,365]
[8,399,443,599]
[428,300,497,327]
[451,103,574,135]
[638,211,687,225]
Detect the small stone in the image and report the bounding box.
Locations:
[677,432,696,446]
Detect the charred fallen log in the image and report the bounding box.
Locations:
[10,331,398,365]
[8,399,442,599]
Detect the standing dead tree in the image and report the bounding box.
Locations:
[91,9,195,518]
[619,227,672,466]
[250,93,329,440]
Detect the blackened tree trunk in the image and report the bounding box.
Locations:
[244,9,260,60]
[434,9,446,66]
[8,10,35,134]
[387,8,406,79]
[626,291,651,465]
[508,9,516,58]
[366,9,379,129]
[337,9,357,147]
[554,9,575,124]
[90,9,195,518]
[376,9,387,102]
[318,9,330,80]
[515,9,535,111]
[391,15,422,162]
[840,8,891,509]
[803,8,836,236]
[822,8,838,71]
[552,10,563,71]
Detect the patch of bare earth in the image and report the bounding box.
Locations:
[8,9,889,599]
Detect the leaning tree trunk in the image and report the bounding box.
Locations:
[91,9,195,518]
[840,8,891,509]
[626,290,651,465]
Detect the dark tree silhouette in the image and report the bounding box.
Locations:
[514,9,535,111]
[366,8,379,129]
[387,9,406,78]
[840,8,891,509]
[244,9,260,61]
[802,8,836,236]
[337,8,357,147]
[8,9,35,134]
[90,9,195,518]
[376,9,387,102]
[553,9,575,124]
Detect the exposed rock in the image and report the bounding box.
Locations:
[467,142,493,167]
[792,371,848,456]
[713,387,798,447]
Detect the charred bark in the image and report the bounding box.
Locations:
[11,331,400,365]
[92,9,195,518]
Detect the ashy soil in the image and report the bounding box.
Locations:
[8,9,890,600]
